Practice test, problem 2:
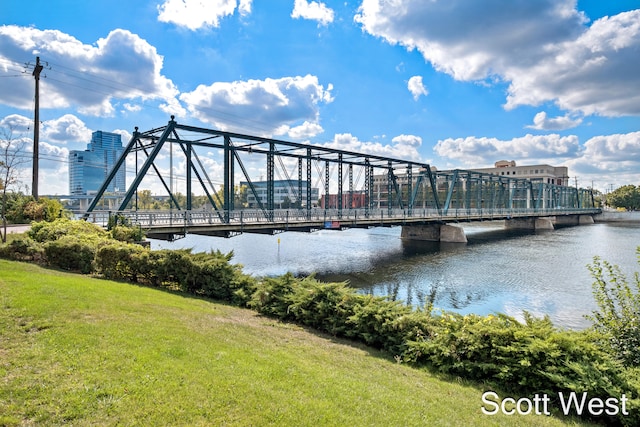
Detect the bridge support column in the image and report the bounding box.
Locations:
[579,215,595,225]
[401,223,467,243]
[505,218,554,230]
[535,218,555,230]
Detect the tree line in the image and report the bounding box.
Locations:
[607,185,640,211]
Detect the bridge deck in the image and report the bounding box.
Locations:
[86,207,602,240]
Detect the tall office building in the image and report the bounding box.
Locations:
[69,131,125,195]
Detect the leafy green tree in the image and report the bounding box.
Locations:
[137,189,153,209]
[212,184,248,209]
[23,198,68,221]
[607,185,640,210]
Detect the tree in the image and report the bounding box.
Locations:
[137,189,153,209]
[23,198,68,221]
[1,125,29,243]
[606,185,640,211]
[587,249,640,366]
[212,184,248,209]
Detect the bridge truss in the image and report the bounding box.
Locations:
[83,117,596,231]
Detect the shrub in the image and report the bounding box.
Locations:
[250,273,300,319]
[286,278,358,336]
[23,198,69,222]
[44,235,99,274]
[2,194,69,224]
[345,294,414,352]
[189,250,244,300]
[0,237,44,262]
[587,253,640,367]
[95,241,147,281]
[107,214,145,243]
[250,274,424,355]
[110,225,145,243]
[29,218,106,243]
[403,311,640,425]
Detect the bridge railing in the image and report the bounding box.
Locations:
[82,206,600,229]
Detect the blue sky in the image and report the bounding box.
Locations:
[1,0,639,195]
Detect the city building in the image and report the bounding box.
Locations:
[320,191,367,209]
[69,131,125,195]
[240,179,319,208]
[469,160,569,185]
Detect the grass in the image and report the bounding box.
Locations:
[0,259,592,426]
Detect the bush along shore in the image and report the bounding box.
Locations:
[1,218,639,426]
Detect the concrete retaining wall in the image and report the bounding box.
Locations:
[594,211,640,223]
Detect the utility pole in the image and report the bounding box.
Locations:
[32,56,44,200]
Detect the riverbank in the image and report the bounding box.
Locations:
[594,210,640,222]
[0,260,583,427]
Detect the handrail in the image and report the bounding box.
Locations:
[82,207,602,229]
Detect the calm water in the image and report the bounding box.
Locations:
[150,222,640,329]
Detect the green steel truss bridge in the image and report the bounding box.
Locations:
[83,117,600,241]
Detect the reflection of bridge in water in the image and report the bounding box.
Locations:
[82,117,600,241]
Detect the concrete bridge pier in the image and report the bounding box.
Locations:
[505,218,555,231]
[579,215,595,225]
[553,214,595,227]
[401,223,467,243]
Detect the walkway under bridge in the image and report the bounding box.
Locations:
[82,117,600,241]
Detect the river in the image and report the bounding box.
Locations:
[149,221,640,330]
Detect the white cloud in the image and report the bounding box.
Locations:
[0,26,180,117]
[565,131,640,190]
[291,0,334,26]
[41,114,92,144]
[527,111,583,131]
[179,74,333,136]
[568,131,640,172]
[407,75,428,100]
[322,133,424,162]
[505,10,640,116]
[0,114,32,134]
[434,134,581,167]
[392,134,422,148]
[355,1,640,117]
[288,120,324,139]
[157,0,252,30]
[159,97,188,118]
[123,103,142,113]
[1,113,91,144]
[238,0,252,15]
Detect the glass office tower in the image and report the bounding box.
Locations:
[69,131,125,195]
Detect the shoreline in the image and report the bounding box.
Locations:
[594,210,640,223]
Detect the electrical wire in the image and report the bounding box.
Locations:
[12,55,309,137]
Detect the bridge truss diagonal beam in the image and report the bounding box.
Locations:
[83,117,598,230]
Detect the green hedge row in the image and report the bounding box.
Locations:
[1,219,638,425]
[94,242,255,305]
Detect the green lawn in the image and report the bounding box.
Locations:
[0,260,591,426]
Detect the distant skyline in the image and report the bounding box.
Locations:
[1,0,639,195]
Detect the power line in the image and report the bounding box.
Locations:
[37,57,302,137]
[6,54,314,139]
